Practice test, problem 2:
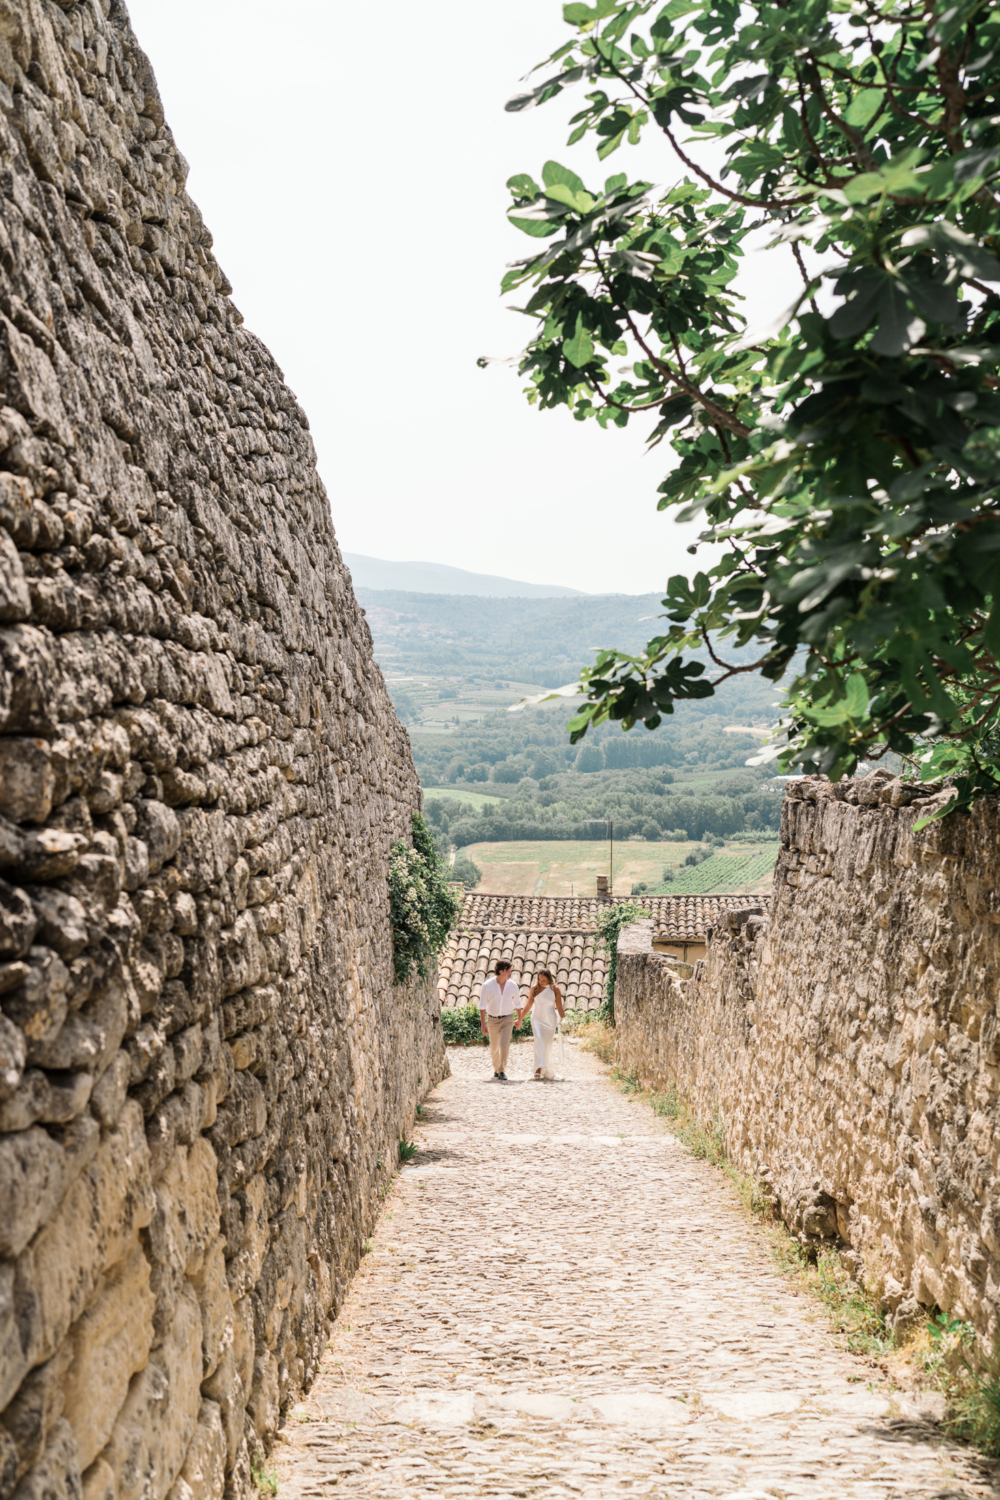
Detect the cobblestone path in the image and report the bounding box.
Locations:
[278,1042,999,1499]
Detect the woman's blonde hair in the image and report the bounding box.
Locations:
[537,968,554,983]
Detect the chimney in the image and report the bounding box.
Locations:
[596,875,611,904]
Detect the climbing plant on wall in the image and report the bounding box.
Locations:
[594,900,652,1020]
[493,0,1000,815]
[389,814,461,984]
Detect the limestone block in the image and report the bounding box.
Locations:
[89,1052,130,1129]
[0,529,29,623]
[0,822,88,885]
[14,1104,154,1387]
[0,1069,93,1131]
[132,803,180,879]
[163,1401,225,1500]
[25,890,88,963]
[0,1338,73,1484]
[0,1260,36,1415]
[8,1421,80,1500]
[1,948,69,1045]
[186,1237,231,1380]
[0,879,36,960]
[27,980,129,1074]
[0,1425,17,1500]
[198,1349,243,1470]
[0,1012,25,1101]
[97,1282,201,1500]
[62,1242,156,1469]
[80,1460,115,1500]
[0,1124,68,1257]
[0,741,54,826]
[228,1296,255,1400]
[146,1140,220,1283]
[245,1352,279,1444]
[145,1083,208,1182]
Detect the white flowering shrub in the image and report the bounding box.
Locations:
[388,813,460,984]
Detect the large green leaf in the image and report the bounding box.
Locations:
[563,312,596,367]
[843,87,885,130]
[542,160,588,194]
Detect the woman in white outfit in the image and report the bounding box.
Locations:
[518,969,565,1080]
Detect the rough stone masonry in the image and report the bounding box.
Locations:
[615,773,1000,1349]
[0,4,447,1500]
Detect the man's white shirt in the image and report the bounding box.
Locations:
[479,977,520,1016]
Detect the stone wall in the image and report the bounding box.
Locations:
[615,773,1000,1344]
[0,5,446,1500]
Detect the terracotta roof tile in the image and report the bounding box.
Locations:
[437,927,610,1012]
[439,890,770,1011]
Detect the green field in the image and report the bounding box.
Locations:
[460,838,778,897]
[654,847,779,895]
[422,786,504,810]
[462,838,694,897]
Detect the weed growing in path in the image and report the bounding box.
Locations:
[951,1353,1000,1457]
[398,1139,418,1163]
[250,1455,278,1497]
[571,1016,615,1066]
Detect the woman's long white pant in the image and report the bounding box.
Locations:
[532,1006,557,1076]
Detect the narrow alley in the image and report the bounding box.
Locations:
[278,1044,998,1500]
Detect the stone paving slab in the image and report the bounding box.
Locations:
[277,1041,1000,1499]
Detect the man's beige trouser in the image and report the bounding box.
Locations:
[487,1015,515,1074]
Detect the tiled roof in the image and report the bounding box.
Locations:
[438,928,608,1011]
[460,894,601,931]
[648,894,772,944]
[438,891,771,1011]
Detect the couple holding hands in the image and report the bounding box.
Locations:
[478,960,565,1081]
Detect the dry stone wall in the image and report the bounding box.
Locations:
[615,774,1000,1345]
[0,5,446,1500]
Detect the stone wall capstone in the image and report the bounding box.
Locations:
[615,773,1000,1344]
[0,5,446,1500]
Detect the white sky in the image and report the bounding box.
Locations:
[126,0,798,595]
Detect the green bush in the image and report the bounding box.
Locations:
[451,854,482,890]
[389,813,460,985]
[441,1004,535,1047]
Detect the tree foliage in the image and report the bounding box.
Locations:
[492,0,1000,812]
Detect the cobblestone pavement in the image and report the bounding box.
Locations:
[277,1042,999,1499]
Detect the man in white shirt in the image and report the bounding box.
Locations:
[479,960,520,1080]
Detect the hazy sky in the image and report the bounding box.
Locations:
[126,0,797,595]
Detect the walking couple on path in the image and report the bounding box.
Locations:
[479,960,565,1081]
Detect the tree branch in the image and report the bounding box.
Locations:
[594,39,811,211]
[594,253,752,437]
[803,56,880,173]
[791,240,820,315]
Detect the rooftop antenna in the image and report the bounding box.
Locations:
[607,818,614,896]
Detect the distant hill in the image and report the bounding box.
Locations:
[356,587,781,722]
[343,553,584,598]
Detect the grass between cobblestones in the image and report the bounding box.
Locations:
[570,1016,1000,1462]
